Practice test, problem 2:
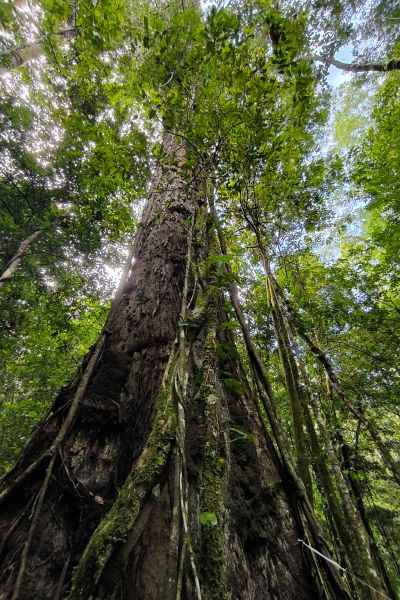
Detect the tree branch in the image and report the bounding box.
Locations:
[298,54,400,73]
[0,228,43,290]
[0,29,75,76]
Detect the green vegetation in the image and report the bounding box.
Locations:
[0,0,399,596]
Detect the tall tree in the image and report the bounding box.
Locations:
[0,1,398,599]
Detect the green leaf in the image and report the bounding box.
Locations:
[199,512,218,526]
[208,253,233,265]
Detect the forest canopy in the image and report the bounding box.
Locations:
[0,0,399,599]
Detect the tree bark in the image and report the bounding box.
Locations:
[0,229,43,291]
[0,135,321,599]
[297,55,400,73]
[264,271,313,502]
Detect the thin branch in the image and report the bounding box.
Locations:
[0,29,75,58]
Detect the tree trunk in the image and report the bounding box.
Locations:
[0,134,321,599]
[273,279,400,486]
[264,272,313,502]
[258,253,383,597]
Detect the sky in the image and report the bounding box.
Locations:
[327,42,354,89]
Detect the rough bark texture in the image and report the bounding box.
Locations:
[1,135,321,599]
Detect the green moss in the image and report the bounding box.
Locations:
[190,287,210,322]
[194,203,209,248]
[197,328,230,600]
[199,452,227,598]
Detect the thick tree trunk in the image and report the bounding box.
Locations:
[1,135,327,599]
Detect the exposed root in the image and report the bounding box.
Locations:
[12,453,56,600]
